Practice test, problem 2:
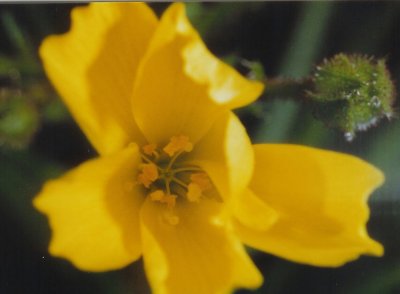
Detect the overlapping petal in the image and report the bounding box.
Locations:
[132,3,264,145]
[40,3,157,155]
[140,199,262,294]
[186,111,254,202]
[235,144,384,267]
[34,144,144,271]
[233,189,278,232]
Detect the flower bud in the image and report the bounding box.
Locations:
[308,54,395,141]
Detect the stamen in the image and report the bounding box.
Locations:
[186,173,212,202]
[173,166,203,173]
[190,172,212,191]
[187,183,202,202]
[171,176,188,188]
[142,143,158,157]
[136,136,215,211]
[148,190,177,208]
[137,164,159,188]
[149,190,164,201]
[166,150,183,172]
[163,135,193,157]
[141,153,155,164]
[165,179,172,195]
[163,194,177,208]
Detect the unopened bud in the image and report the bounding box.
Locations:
[308,54,395,141]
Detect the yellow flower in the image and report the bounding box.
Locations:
[34,3,384,294]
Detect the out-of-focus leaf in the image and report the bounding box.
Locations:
[255,1,334,143]
[0,92,39,148]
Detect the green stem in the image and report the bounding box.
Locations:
[261,77,311,102]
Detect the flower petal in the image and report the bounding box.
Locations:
[132,3,264,144]
[33,144,144,271]
[187,111,254,202]
[235,144,384,267]
[233,189,278,232]
[40,3,157,155]
[140,199,262,294]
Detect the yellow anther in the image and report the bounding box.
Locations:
[149,190,177,208]
[149,190,164,201]
[190,172,212,191]
[163,194,177,208]
[137,163,159,188]
[163,135,193,157]
[187,183,202,202]
[143,143,158,156]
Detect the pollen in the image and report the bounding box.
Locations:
[163,135,193,157]
[149,189,164,201]
[162,194,177,208]
[142,143,158,156]
[149,190,177,208]
[186,173,212,202]
[137,163,159,188]
[190,172,212,191]
[187,183,202,202]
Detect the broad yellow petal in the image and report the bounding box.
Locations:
[235,144,384,267]
[34,144,144,271]
[140,199,262,294]
[132,3,264,144]
[40,3,157,155]
[233,189,278,232]
[187,111,254,202]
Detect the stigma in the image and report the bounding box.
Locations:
[136,135,214,224]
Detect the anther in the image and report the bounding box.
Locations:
[187,183,202,202]
[148,190,177,208]
[149,190,164,201]
[163,135,193,157]
[137,164,158,188]
[142,143,158,156]
[190,173,212,191]
[137,136,215,210]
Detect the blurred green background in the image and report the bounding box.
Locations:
[1,2,399,293]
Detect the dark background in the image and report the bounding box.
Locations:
[0,2,399,293]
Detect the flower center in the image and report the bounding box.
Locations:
[136,135,215,224]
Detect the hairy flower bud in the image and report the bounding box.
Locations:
[308,54,395,141]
